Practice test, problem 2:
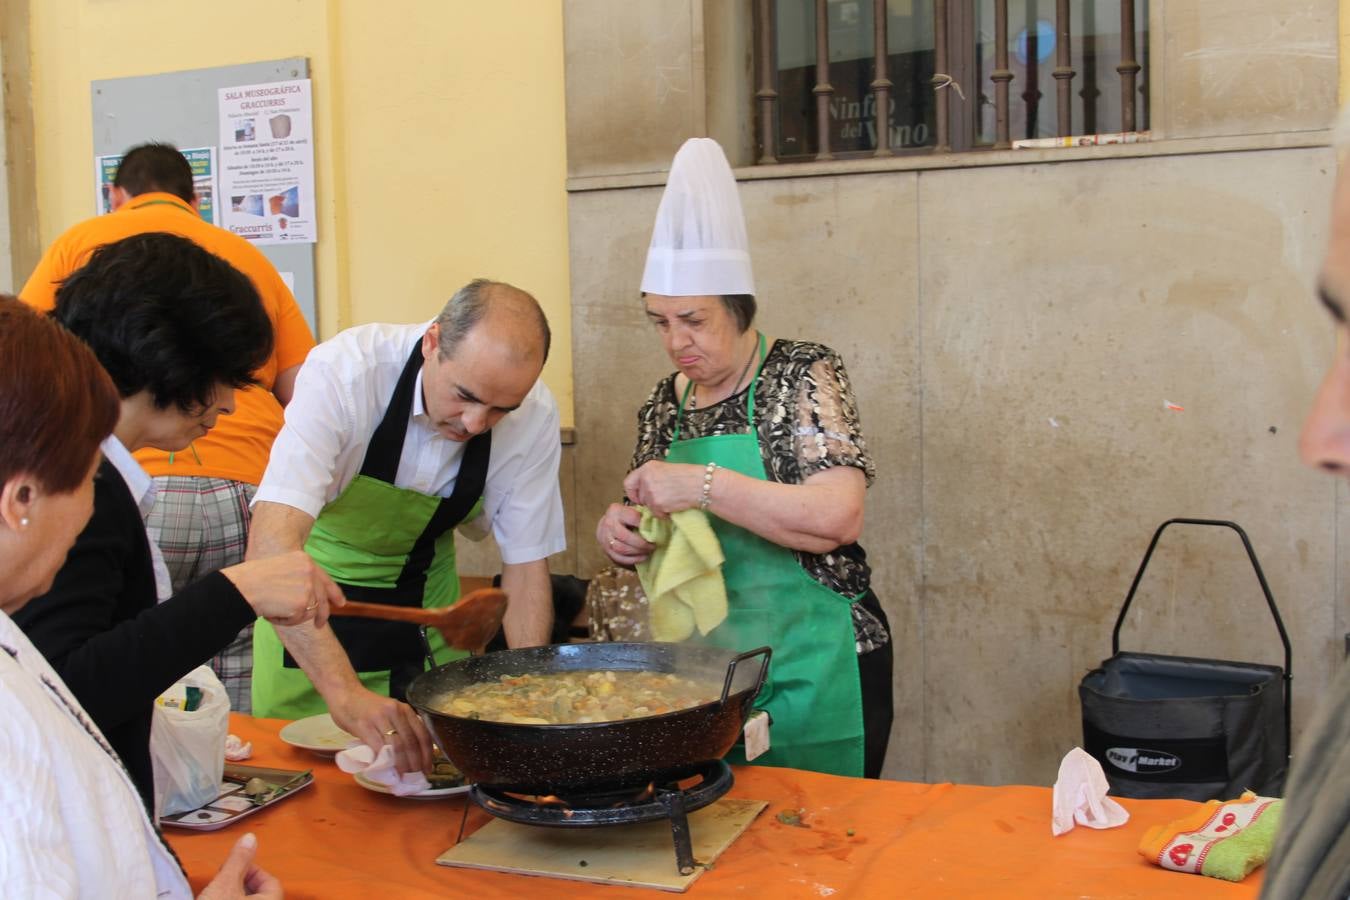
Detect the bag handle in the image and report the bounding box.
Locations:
[1112,518,1292,762]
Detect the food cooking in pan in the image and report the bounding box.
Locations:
[430,669,720,725]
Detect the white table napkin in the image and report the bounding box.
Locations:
[335,743,431,796]
[224,734,253,761]
[1051,747,1130,836]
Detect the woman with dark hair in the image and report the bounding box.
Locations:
[0,296,280,898]
[13,232,344,815]
[596,140,893,779]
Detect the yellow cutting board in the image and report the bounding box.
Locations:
[436,798,768,892]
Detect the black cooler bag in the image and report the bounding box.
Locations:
[1079,519,1291,801]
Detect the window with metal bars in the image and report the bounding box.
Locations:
[754,0,1149,161]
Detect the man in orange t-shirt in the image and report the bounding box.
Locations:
[22,143,315,711]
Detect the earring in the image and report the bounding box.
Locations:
[20,517,29,528]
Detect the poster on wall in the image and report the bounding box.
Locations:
[217,78,316,245]
[94,146,218,223]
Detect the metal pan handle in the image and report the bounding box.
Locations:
[718,646,772,710]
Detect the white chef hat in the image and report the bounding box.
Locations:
[640,138,755,297]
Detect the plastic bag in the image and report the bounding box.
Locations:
[150,665,230,818]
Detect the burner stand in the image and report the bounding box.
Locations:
[470,759,734,874]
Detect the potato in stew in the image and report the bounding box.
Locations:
[432,670,720,724]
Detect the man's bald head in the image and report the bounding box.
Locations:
[435,278,551,366]
[420,279,551,442]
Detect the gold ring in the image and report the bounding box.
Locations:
[609,538,617,547]
[383,728,398,737]
[305,601,318,611]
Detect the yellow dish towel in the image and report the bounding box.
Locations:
[634,506,727,641]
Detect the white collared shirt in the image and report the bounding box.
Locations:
[0,611,190,898]
[254,321,566,565]
[101,436,173,601]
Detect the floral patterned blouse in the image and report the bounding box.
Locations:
[629,338,889,654]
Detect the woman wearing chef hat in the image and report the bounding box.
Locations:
[596,138,893,779]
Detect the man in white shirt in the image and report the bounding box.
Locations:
[247,278,564,771]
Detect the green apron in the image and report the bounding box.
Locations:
[252,338,490,718]
[665,333,865,777]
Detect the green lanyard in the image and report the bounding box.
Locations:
[166,444,203,466]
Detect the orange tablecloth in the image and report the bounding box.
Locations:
[169,716,1264,898]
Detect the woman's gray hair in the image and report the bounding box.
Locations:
[435,278,551,362]
[721,294,757,333]
[639,291,757,332]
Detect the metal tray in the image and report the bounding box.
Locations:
[160,764,313,831]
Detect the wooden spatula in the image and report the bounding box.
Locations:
[331,587,508,653]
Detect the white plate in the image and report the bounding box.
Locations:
[278,713,358,755]
[353,771,470,799]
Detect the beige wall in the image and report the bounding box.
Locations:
[564,0,1343,783]
[915,150,1337,784]
[21,0,574,423]
[1342,0,1350,100]
[1156,0,1338,139]
[0,0,38,289]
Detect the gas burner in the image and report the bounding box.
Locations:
[471,759,732,826]
[469,759,734,874]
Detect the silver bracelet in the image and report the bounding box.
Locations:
[699,461,718,511]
